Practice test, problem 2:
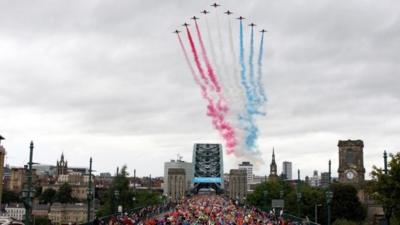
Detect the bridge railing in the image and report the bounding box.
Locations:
[281,212,321,225]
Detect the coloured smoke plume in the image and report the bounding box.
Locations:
[174,3,268,160]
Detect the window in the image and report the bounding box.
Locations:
[346,149,354,164]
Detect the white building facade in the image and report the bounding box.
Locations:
[5,204,25,221]
[238,161,253,191]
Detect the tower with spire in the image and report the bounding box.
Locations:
[268,148,279,181]
[56,152,68,176]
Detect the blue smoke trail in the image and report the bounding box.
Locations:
[238,20,259,151]
[257,31,267,103]
[248,26,258,105]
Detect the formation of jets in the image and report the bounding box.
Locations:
[174,3,267,35]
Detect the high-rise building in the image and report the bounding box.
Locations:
[320,172,330,188]
[0,135,6,205]
[308,170,320,187]
[163,159,193,196]
[282,161,292,180]
[238,161,253,190]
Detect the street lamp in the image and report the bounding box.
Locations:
[296,192,302,217]
[314,204,322,224]
[263,190,268,211]
[326,191,333,225]
[86,157,93,223]
[22,141,35,225]
[114,190,120,214]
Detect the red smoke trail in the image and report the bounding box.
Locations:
[185,27,236,153]
[194,21,221,93]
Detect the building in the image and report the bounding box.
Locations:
[167,168,186,203]
[320,172,330,188]
[48,203,92,225]
[338,140,365,186]
[0,136,6,205]
[238,161,253,191]
[56,153,68,176]
[268,148,279,181]
[4,204,25,221]
[8,168,25,193]
[228,169,247,202]
[308,170,320,187]
[282,161,292,180]
[163,159,193,196]
[192,143,224,194]
[32,204,50,217]
[32,164,56,177]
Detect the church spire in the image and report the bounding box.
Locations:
[268,147,279,181]
[272,147,275,162]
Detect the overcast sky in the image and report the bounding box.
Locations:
[0,0,399,178]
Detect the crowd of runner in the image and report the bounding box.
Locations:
[99,195,303,225]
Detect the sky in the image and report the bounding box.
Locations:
[0,0,399,178]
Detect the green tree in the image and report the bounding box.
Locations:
[2,189,21,203]
[56,182,75,203]
[331,183,366,222]
[97,165,162,217]
[246,180,291,211]
[370,152,400,224]
[40,188,57,204]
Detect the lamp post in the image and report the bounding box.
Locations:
[114,190,120,214]
[326,191,333,225]
[22,141,35,225]
[328,160,331,185]
[296,192,302,217]
[263,190,268,211]
[86,157,93,223]
[314,204,322,224]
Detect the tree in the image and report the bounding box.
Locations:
[40,188,57,204]
[370,152,400,225]
[331,183,366,222]
[56,182,75,203]
[97,165,162,217]
[2,190,21,203]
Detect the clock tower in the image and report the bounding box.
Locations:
[338,140,365,185]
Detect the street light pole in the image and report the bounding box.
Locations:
[383,151,388,175]
[328,160,331,185]
[23,141,34,225]
[296,169,301,217]
[326,191,333,225]
[87,157,93,223]
[314,204,322,223]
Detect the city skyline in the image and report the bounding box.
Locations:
[0,0,399,178]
